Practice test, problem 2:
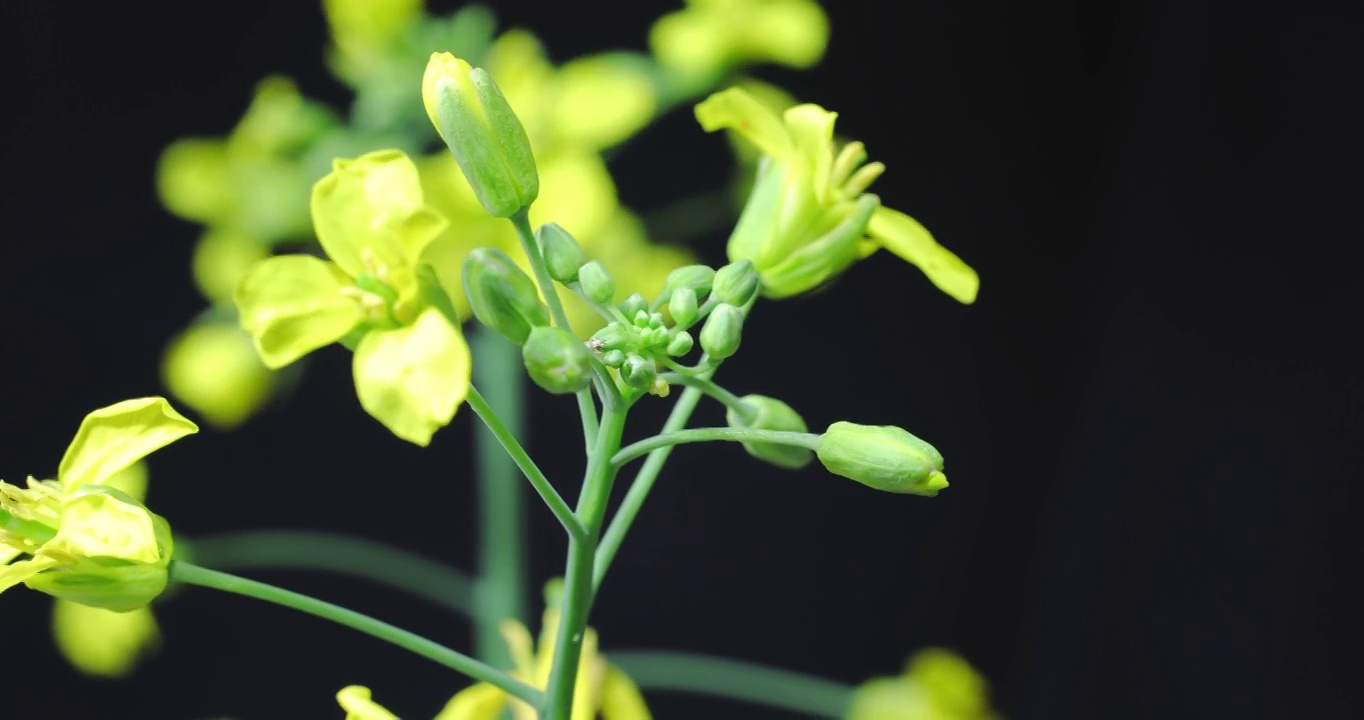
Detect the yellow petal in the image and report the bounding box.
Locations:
[1,555,60,592]
[599,663,653,720]
[554,55,657,151]
[192,228,269,306]
[162,321,274,430]
[695,87,794,160]
[58,398,198,492]
[844,676,924,720]
[52,600,160,678]
[742,1,830,68]
[337,685,401,720]
[235,255,362,369]
[434,682,509,720]
[102,462,149,503]
[156,138,231,223]
[45,491,161,565]
[782,103,838,202]
[352,308,470,446]
[868,207,979,304]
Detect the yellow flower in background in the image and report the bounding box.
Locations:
[845,649,997,720]
[2,399,196,613]
[437,610,651,720]
[323,0,423,81]
[650,0,829,93]
[157,76,336,243]
[235,150,471,446]
[696,87,979,302]
[49,462,162,677]
[162,319,274,430]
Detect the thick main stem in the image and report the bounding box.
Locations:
[542,406,627,719]
[168,561,542,705]
[470,327,529,666]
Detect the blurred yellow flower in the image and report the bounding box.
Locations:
[161,319,274,430]
[845,648,998,720]
[650,0,829,93]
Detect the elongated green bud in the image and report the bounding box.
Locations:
[462,247,550,344]
[699,303,743,360]
[662,264,715,298]
[712,259,759,307]
[423,52,538,217]
[522,326,593,394]
[816,422,948,495]
[726,394,813,469]
[669,287,699,328]
[578,260,614,304]
[538,223,586,283]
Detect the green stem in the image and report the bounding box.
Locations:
[592,384,704,593]
[168,561,542,705]
[467,385,587,543]
[183,530,475,615]
[659,373,756,423]
[509,210,616,429]
[543,406,628,719]
[469,327,529,666]
[610,651,854,718]
[612,428,821,469]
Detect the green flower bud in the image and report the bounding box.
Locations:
[699,303,744,360]
[578,260,615,305]
[522,326,593,394]
[726,394,813,469]
[669,287,699,328]
[621,354,658,391]
[620,293,648,321]
[423,53,538,217]
[816,421,949,495]
[662,264,716,298]
[462,247,550,345]
[538,223,587,283]
[601,349,626,367]
[590,323,633,352]
[712,259,760,307]
[633,310,651,328]
[666,330,694,357]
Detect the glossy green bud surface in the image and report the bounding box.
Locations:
[578,260,615,305]
[699,303,744,360]
[712,259,759,307]
[462,247,550,344]
[662,264,716,298]
[538,223,587,283]
[522,326,593,394]
[669,287,699,328]
[817,421,949,495]
[727,394,813,469]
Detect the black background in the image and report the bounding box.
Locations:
[2,1,1359,718]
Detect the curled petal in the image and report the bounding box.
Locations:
[236,255,362,368]
[58,398,198,492]
[695,87,794,161]
[337,685,401,720]
[599,663,653,720]
[1,554,60,593]
[781,103,838,202]
[434,682,508,720]
[312,150,444,279]
[352,308,470,446]
[868,207,980,304]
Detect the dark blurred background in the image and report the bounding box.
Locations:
[2,1,1359,718]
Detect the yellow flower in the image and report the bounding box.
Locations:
[650,0,829,93]
[1,398,197,613]
[337,685,401,720]
[436,610,651,720]
[235,149,471,446]
[323,0,422,81]
[846,649,998,720]
[695,87,979,302]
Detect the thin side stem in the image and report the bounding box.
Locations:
[659,373,756,423]
[612,428,821,469]
[168,561,542,706]
[467,385,587,543]
[470,327,529,666]
[183,530,475,615]
[610,650,854,718]
[509,209,618,423]
[542,406,628,720]
[592,383,703,593]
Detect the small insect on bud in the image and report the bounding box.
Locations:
[816,421,949,496]
[711,259,759,307]
[578,261,615,305]
[537,223,587,283]
[422,53,538,217]
[699,303,744,360]
[726,394,813,469]
[522,326,594,394]
[462,247,550,345]
[590,322,634,353]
